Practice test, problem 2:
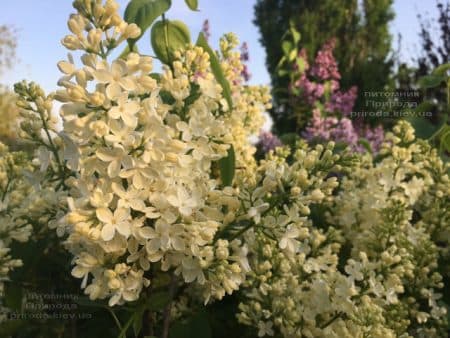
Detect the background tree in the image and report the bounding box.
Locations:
[393,1,450,149]
[417,1,449,79]
[0,25,20,148]
[254,0,395,133]
[416,0,449,126]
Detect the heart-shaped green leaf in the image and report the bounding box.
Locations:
[124,0,172,45]
[151,20,191,65]
[185,0,199,11]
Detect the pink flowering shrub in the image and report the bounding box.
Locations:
[289,39,384,152]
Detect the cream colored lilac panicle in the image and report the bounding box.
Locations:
[53,0,269,306]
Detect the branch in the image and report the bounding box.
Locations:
[162,273,177,338]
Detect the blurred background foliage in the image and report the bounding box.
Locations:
[254,0,395,133]
[254,0,449,156]
[0,25,21,149]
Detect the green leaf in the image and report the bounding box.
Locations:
[184,83,201,108]
[169,311,211,338]
[218,145,235,187]
[407,116,445,139]
[189,312,212,338]
[441,129,450,153]
[413,100,436,114]
[291,29,300,45]
[296,57,307,73]
[196,32,233,109]
[418,74,446,89]
[281,40,293,56]
[133,307,145,337]
[75,296,109,308]
[149,73,161,81]
[358,138,372,154]
[184,0,198,11]
[146,291,170,311]
[276,55,287,72]
[124,0,172,43]
[0,319,28,336]
[432,63,450,76]
[289,23,300,44]
[288,49,297,62]
[118,313,135,338]
[4,282,23,311]
[151,20,191,65]
[160,90,176,104]
[277,69,288,77]
[279,132,298,147]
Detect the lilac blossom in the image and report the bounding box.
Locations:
[354,121,385,152]
[302,110,384,153]
[295,74,325,104]
[325,86,358,116]
[240,42,251,82]
[309,39,340,81]
[288,39,385,153]
[201,20,210,41]
[258,131,282,153]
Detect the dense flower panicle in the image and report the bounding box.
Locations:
[295,74,325,105]
[354,121,385,152]
[325,86,358,116]
[42,1,270,306]
[302,109,384,152]
[237,121,450,337]
[62,0,140,56]
[329,121,449,337]
[0,144,31,294]
[0,141,66,296]
[309,39,340,81]
[0,80,73,316]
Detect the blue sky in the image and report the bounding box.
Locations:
[0,0,440,92]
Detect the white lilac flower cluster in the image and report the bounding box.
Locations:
[0,81,69,301]
[237,121,449,337]
[331,121,449,336]
[0,144,32,295]
[0,141,63,294]
[38,0,271,306]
